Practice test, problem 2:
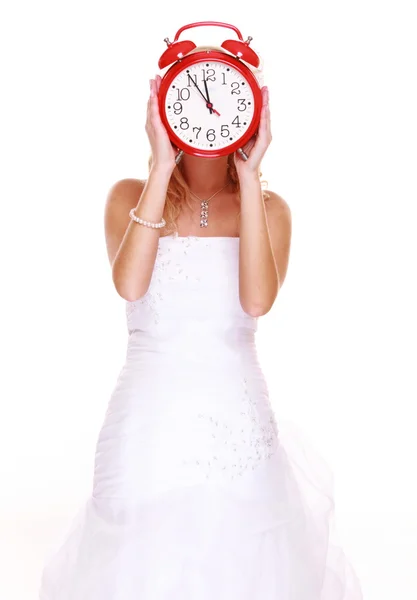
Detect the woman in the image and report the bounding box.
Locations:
[38,73,362,599]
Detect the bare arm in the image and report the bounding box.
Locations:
[104,75,177,301]
[104,166,173,301]
[234,85,291,316]
[238,174,291,316]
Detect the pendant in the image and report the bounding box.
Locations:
[200,200,209,227]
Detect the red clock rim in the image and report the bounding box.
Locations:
[158,51,262,159]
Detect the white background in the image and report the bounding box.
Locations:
[1,0,416,598]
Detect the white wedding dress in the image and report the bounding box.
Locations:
[39,233,362,599]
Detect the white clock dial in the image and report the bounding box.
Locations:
[164,61,255,151]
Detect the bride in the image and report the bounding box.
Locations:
[38,74,362,599]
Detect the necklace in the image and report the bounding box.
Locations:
[189,183,229,227]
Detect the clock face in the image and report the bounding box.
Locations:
[163,60,256,153]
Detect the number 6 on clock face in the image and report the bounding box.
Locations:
[158,50,262,158]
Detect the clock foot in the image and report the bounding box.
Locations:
[175,150,184,165]
[237,147,249,161]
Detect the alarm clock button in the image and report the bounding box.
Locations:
[221,40,260,68]
[158,41,197,69]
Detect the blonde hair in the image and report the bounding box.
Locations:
[149,45,269,235]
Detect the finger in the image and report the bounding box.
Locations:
[155,74,162,94]
[146,98,151,125]
[258,104,270,140]
[146,78,157,126]
[263,87,272,135]
[246,120,269,157]
[149,81,166,131]
[264,87,272,135]
[261,86,269,114]
[149,86,161,123]
[245,137,262,160]
[146,80,152,122]
[149,79,157,108]
[243,137,256,155]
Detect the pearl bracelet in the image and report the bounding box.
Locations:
[129,208,166,229]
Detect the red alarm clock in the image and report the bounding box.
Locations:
[157,21,263,159]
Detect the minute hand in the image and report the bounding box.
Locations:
[190,79,221,116]
[191,79,209,104]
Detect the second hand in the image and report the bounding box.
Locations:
[207,102,221,117]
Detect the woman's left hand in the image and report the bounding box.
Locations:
[233,86,272,177]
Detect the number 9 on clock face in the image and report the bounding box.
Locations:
[158,51,262,158]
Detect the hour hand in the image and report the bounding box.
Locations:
[203,80,221,116]
[203,80,213,114]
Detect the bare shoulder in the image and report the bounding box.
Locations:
[104,178,147,266]
[105,177,146,209]
[264,189,292,221]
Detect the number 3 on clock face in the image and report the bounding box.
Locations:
[159,52,262,158]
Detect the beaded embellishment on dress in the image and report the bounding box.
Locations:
[38,233,363,600]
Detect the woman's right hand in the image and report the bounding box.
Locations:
[146,76,177,173]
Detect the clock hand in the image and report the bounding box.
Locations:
[203,80,221,116]
[206,103,221,117]
[189,78,221,116]
[203,80,213,115]
[190,79,210,104]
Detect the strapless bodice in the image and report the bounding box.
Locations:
[125,234,257,337]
